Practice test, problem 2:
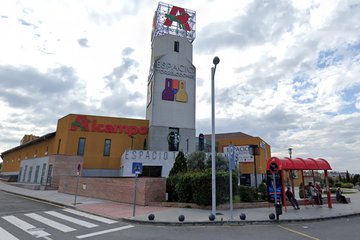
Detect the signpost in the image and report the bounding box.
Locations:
[229,144,234,220]
[74,163,81,205]
[132,162,143,216]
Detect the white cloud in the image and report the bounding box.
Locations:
[0,0,360,173]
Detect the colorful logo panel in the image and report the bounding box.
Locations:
[162,78,188,103]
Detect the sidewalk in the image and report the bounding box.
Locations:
[1,181,360,225]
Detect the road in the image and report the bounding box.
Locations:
[1,190,360,240]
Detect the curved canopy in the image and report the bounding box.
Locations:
[266,157,332,171]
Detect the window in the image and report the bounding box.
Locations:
[103,139,111,156]
[168,127,180,151]
[140,166,162,177]
[174,41,179,52]
[77,138,86,156]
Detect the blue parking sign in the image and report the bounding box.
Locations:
[132,162,143,174]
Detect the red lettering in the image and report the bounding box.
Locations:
[126,126,138,136]
[138,126,148,135]
[114,125,127,133]
[91,120,104,132]
[70,115,148,135]
[105,124,115,133]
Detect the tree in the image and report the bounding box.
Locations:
[346,170,351,183]
[187,151,206,171]
[169,151,187,176]
[205,153,228,171]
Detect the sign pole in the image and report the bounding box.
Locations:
[74,164,81,205]
[133,172,138,217]
[229,144,234,220]
[131,162,142,217]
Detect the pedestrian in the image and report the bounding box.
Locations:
[336,187,348,204]
[314,182,323,205]
[308,182,317,205]
[286,187,300,210]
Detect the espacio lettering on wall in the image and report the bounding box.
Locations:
[124,150,176,161]
[70,115,148,136]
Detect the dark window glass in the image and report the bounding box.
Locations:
[174,41,179,52]
[104,139,111,156]
[140,166,162,177]
[77,138,86,156]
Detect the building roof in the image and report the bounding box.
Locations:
[266,157,332,171]
[203,132,254,140]
[1,132,56,157]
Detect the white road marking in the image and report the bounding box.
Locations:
[25,213,76,232]
[63,209,117,224]
[45,211,98,228]
[0,227,20,240]
[76,225,134,239]
[2,215,51,238]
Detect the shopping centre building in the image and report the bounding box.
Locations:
[1,3,271,192]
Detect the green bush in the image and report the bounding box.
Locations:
[341,182,354,188]
[166,170,236,206]
[176,173,194,203]
[258,182,267,200]
[334,182,342,188]
[166,175,179,201]
[238,186,257,202]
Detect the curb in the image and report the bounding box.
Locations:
[121,213,360,226]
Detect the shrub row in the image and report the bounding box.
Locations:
[167,169,237,206]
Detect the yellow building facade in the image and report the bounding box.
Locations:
[1,114,149,179]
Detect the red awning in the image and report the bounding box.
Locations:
[266,157,332,171]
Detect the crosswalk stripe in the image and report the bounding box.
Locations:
[0,227,20,240]
[45,211,98,228]
[25,213,76,232]
[63,209,117,224]
[76,225,134,239]
[2,216,51,238]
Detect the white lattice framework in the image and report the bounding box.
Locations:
[152,2,196,43]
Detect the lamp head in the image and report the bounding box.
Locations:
[213,56,220,65]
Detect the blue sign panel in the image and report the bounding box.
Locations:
[132,162,143,174]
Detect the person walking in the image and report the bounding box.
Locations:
[286,187,300,210]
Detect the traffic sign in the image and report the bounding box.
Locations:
[132,162,143,174]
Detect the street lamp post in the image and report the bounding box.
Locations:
[249,144,260,194]
[288,147,295,194]
[288,147,292,159]
[211,56,220,216]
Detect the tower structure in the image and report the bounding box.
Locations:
[146,3,196,152]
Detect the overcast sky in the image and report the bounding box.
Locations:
[1,0,360,173]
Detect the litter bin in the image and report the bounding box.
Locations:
[275,203,282,220]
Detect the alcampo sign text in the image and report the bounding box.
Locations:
[70,115,148,136]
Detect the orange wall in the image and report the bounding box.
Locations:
[217,137,271,175]
[55,114,149,169]
[2,114,149,173]
[1,137,55,173]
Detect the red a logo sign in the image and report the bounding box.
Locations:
[164,6,191,31]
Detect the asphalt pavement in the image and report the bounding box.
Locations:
[1,180,359,225]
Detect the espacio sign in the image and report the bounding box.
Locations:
[70,115,148,136]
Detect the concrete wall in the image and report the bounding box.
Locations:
[58,176,166,206]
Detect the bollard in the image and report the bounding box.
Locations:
[269,213,275,220]
[240,213,246,220]
[148,213,155,221]
[178,215,185,222]
[209,213,215,221]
